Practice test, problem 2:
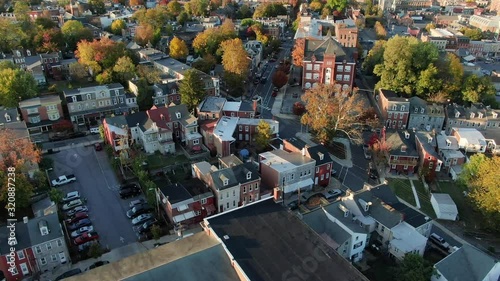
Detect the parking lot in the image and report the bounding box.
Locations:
[48,146,140,250]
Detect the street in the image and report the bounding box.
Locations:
[48,146,138,250]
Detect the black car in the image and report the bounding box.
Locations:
[120,183,138,190]
[87,261,110,271]
[287,201,299,211]
[54,269,82,281]
[126,204,152,219]
[120,187,141,199]
[136,219,158,234]
[68,218,92,231]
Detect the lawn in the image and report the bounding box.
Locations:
[146,153,188,170]
[435,181,478,229]
[387,179,416,206]
[412,180,436,219]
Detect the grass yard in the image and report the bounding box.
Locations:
[387,178,416,206]
[146,153,188,170]
[435,181,479,229]
[412,180,436,219]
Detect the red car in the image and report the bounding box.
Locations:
[272,87,279,97]
[73,231,99,246]
[94,143,102,151]
[66,212,89,224]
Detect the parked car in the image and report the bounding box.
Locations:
[287,201,299,211]
[120,183,138,190]
[62,199,83,211]
[272,87,279,97]
[331,169,337,178]
[120,186,141,199]
[129,199,146,208]
[74,231,99,246]
[323,189,343,200]
[71,226,94,238]
[369,169,379,180]
[136,219,158,234]
[78,241,99,252]
[154,242,168,248]
[87,261,109,271]
[66,206,88,217]
[68,219,92,231]
[52,174,76,187]
[126,204,152,219]
[94,143,102,151]
[66,212,89,225]
[132,213,153,225]
[429,233,450,250]
[62,191,80,203]
[54,269,82,281]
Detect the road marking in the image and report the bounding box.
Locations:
[342,168,349,185]
[120,236,125,243]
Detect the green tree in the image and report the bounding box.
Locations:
[220,38,250,76]
[111,19,126,35]
[425,23,436,32]
[0,68,38,107]
[35,17,57,29]
[177,11,190,26]
[269,39,281,53]
[463,28,483,40]
[89,0,106,14]
[88,242,104,259]
[137,65,161,85]
[113,56,136,83]
[192,21,237,56]
[48,188,63,203]
[0,19,26,52]
[325,0,348,12]
[69,62,88,80]
[362,40,386,74]
[462,74,496,104]
[255,120,273,150]
[179,69,206,111]
[75,37,127,77]
[32,170,49,191]
[136,79,154,110]
[223,71,245,97]
[151,224,162,240]
[191,54,216,73]
[440,53,464,99]
[61,20,93,50]
[99,124,105,141]
[166,0,182,18]
[0,173,33,208]
[169,36,189,60]
[390,253,436,281]
[185,0,209,16]
[237,4,252,19]
[253,3,287,18]
[13,1,30,23]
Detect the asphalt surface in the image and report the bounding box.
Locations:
[48,146,139,250]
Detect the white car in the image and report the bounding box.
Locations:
[323,189,343,200]
[63,191,80,203]
[71,226,94,238]
[132,213,153,225]
[62,199,83,211]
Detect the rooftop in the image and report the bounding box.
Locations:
[390,223,427,253]
[213,116,238,142]
[259,150,315,173]
[63,83,124,96]
[156,181,193,205]
[222,101,241,112]
[452,128,486,145]
[206,198,369,281]
[19,95,61,108]
[198,96,226,112]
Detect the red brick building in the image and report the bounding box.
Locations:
[300,32,358,90]
[383,129,419,175]
[414,131,442,182]
[156,179,216,226]
[18,95,64,136]
[282,138,333,187]
[377,89,410,130]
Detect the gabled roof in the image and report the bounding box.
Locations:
[435,245,498,281]
[385,130,419,157]
[125,111,148,131]
[156,181,193,205]
[105,115,128,129]
[210,168,238,190]
[146,106,171,130]
[231,162,259,184]
[302,206,351,248]
[415,131,438,158]
[197,96,226,113]
[307,145,333,166]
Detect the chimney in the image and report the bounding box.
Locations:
[23,217,28,224]
[301,147,306,156]
[252,99,258,112]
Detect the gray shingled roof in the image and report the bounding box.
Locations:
[435,245,497,281]
[304,35,354,62]
[302,207,351,246]
[210,168,238,191]
[231,162,259,184]
[385,130,419,157]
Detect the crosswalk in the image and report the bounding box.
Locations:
[260,105,271,111]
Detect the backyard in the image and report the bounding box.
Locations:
[146,153,189,170]
[435,181,478,229]
[387,178,416,206]
[412,180,436,219]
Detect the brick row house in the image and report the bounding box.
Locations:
[0,214,70,281]
[18,95,64,136]
[414,131,442,182]
[155,179,216,225]
[103,104,202,154]
[383,129,419,175]
[191,161,261,213]
[377,89,410,130]
[282,138,334,187]
[444,103,500,133]
[259,149,316,201]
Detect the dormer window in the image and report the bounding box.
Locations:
[4,113,11,122]
[318,152,324,161]
[401,145,407,152]
[38,220,49,236]
[446,139,451,147]
[428,137,433,143]
[401,105,405,111]
[392,105,397,110]
[72,96,77,102]
[493,113,498,119]
[455,112,460,118]
[246,172,251,180]
[478,113,483,119]
[470,112,475,119]
[420,107,425,114]
[176,112,181,119]
[414,107,418,113]
[220,174,229,186]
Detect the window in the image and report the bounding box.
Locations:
[201,198,207,204]
[72,96,77,102]
[233,201,236,207]
[174,122,178,128]
[17,251,25,260]
[245,126,249,132]
[316,167,319,173]
[26,108,38,114]
[388,112,392,118]
[337,65,344,72]
[119,97,124,103]
[226,202,229,209]
[87,94,91,100]
[193,139,199,145]
[312,73,320,80]
[57,239,62,247]
[249,195,253,202]
[313,64,320,71]
[35,246,42,254]
[49,113,60,121]
[400,113,403,119]
[392,105,397,110]
[196,210,201,216]
[344,65,352,72]
[46,242,52,251]
[404,165,408,170]
[40,257,47,265]
[255,183,258,190]
[233,190,235,196]
[336,74,342,81]
[306,64,312,70]
[305,73,312,79]
[51,254,58,262]
[20,263,29,275]
[353,241,363,249]
[10,266,18,275]
[401,105,405,111]
[249,186,253,192]
[243,186,246,193]
[343,75,350,81]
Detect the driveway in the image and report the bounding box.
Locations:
[48,146,138,250]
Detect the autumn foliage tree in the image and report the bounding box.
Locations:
[111,19,126,35]
[169,36,189,60]
[293,102,305,115]
[33,28,64,53]
[75,37,127,77]
[374,21,387,39]
[301,84,374,144]
[272,70,288,88]
[135,23,157,46]
[292,39,305,67]
[0,129,41,208]
[221,38,250,76]
[193,20,237,56]
[255,120,273,150]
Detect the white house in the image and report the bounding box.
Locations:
[432,245,500,281]
[450,128,487,153]
[430,193,458,221]
[388,222,428,260]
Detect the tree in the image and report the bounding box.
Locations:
[374,21,387,40]
[391,253,436,281]
[48,188,63,203]
[35,17,57,29]
[33,28,64,53]
[293,102,305,115]
[463,28,483,40]
[75,37,127,77]
[439,53,464,99]
[133,7,168,31]
[425,23,436,32]
[255,120,273,150]
[151,224,162,240]
[300,84,373,144]
[113,56,136,83]
[0,68,38,107]
[88,242,104,260]
[223,71,245,97]
[136,78,154,110]
[191,54,216,73]
[13,1,30,23]
[272,70,288,88]
[89,0,106,14]
[461,74,496,105]
[237,4,252,19]
[269,39,281,53]
[253,3,287,18]
[111,19,126,35]
[179,70,206,111]
[166,0,182,18]
[169,36,189,60]
[96,69,113,84]
[186,0,209,16]
[325,0,348,12]
[129,0,144,5]
[220,38,250,76]
[309,0,323,11]
[61,20,93,50]
[292,38,305,67]
[177,11,190,26]
[32,170,49,191]
[0,172,33,208]
[69,62,88,80]
[193,23,237,56]
[137,65,161,85]
[135,23,159,46]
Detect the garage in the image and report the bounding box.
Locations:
[431,193,458,221]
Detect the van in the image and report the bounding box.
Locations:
[89,127,100,134]
[430,233,450,250]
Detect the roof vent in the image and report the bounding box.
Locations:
[404,131,410,139]
[338,204,349,217]
[223,235,230,240]
[23,217,28,224]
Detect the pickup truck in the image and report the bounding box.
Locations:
[52,175,76,187]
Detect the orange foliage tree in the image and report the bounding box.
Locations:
[292,38,305,67]
[75,37,127,76]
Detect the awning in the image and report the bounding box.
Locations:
[283,178,314,194]
[173,211,196,223]
[463,55,475,62]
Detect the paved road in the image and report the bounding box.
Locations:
[48,146,138,250]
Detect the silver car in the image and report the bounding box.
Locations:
[71,226,94,238]
[62,199,83,211]
[132,213,153,225]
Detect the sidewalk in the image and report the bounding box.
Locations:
[409,179,421,209]
[40,226,203,281]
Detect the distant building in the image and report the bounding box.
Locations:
[408,97,445,131]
